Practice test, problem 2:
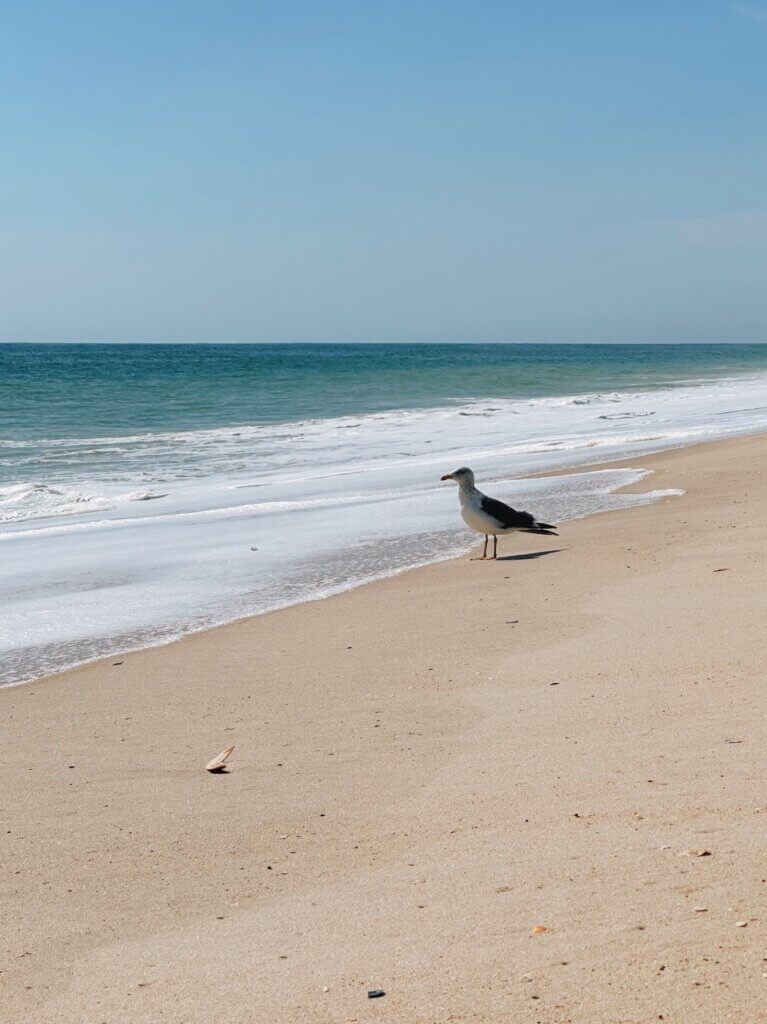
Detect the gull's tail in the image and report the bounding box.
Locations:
[521,521,558,536]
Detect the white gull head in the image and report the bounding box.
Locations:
[440,466,475,490]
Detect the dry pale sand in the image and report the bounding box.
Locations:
[2,434,766,1024]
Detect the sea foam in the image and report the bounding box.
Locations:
[1,371,766,686]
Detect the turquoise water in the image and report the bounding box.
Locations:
[2,342,767,686]
[3,343,767,441]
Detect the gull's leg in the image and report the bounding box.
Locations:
[491,535,498,559]
[471,535,488,560]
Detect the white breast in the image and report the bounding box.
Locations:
[459,491,517,536]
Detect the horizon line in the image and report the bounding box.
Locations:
[2,340,767,347]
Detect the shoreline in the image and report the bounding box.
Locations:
[3,431,766,1023]
[5,351,767,692]
[5,430,755,693]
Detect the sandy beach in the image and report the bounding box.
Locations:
[2,433,766,1024]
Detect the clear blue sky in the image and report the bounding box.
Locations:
[2,1,767,343]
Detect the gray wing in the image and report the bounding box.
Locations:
[480,494,538,529]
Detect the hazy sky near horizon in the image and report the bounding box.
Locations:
[2,1,767,344]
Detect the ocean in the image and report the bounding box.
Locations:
[3,342,767,686]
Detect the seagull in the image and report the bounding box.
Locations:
[441,466,557,560]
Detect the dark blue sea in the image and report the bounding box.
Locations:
[4,342,767,439]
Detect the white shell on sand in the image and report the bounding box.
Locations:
[205,745,235,772]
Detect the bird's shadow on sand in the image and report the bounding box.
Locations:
[495,548,564,562]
